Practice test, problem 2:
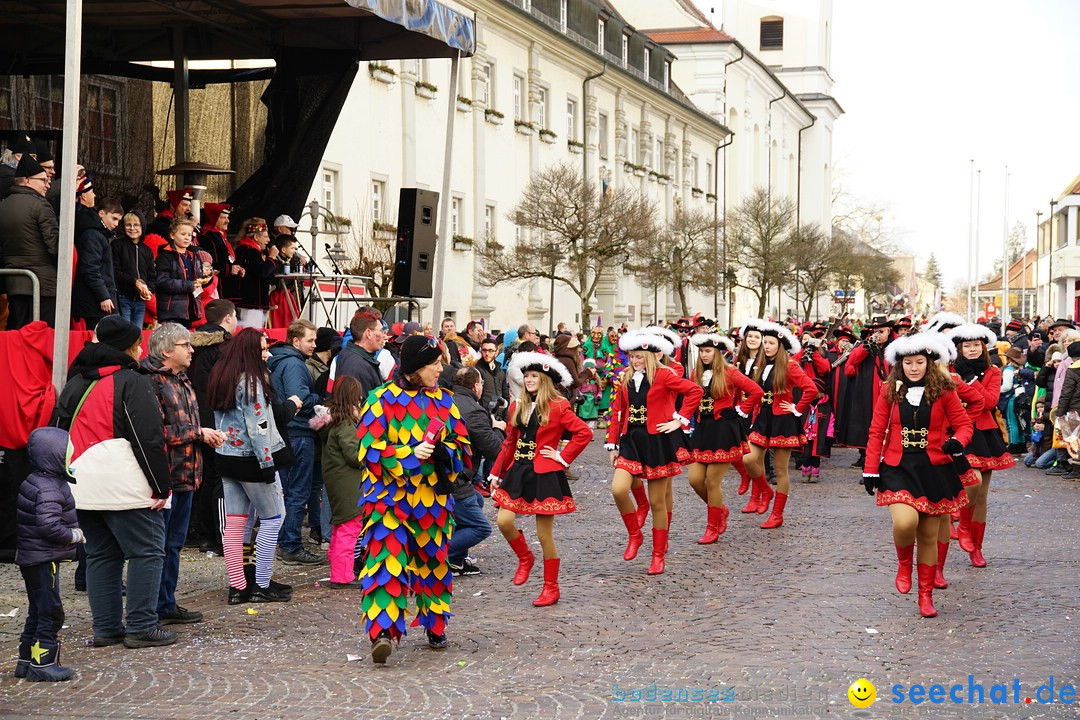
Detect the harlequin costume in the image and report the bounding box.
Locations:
[862,334,975,618]
[686,334,762,543]
[605,331,703,574]
[357,337,472,663]
[945,323,1014,569]
[489,353,593,607]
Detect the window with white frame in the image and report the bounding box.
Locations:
[451,197,462,235]
[655,139,664,171]
[598,112,609,158]
[644,47,651,74]
[621,35,629,65]
[598,18,606,50]
[664,61,671,91]
[485,204,496,239]
[706,161,714,192]
[322,169,339,214]
[566,99,577,141]
[559,0,567,32]
[369,178,382,221]
[691,154,700,188]
[631,127,640,164]
[537,87,548,129]
[476,62,490,106]
[513,74,525,121]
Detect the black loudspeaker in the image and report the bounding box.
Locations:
[393,188,439,298]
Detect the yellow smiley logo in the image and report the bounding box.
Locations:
[848,678,876,708]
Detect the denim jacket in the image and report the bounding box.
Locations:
[214,379,285,469]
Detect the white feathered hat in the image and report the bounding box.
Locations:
[509,351,573,388]
[690,333,735,353]
[619,330,675,358]
[885,333,953,365]
[756,320,801,354]
[924,312,967,334]
[642,324,681,349]
[945,323,998,346]
[739,318,769,339]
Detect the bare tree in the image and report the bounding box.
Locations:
[727,188,796,317]
[630,208,722,317]
[783,223,839,320]
[832,169,898,253]
[342,219,396,312]
[476,163,658,325]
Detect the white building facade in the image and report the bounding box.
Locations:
[307,0,839,330]
[1035,174,1080,321]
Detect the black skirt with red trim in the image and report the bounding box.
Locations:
[964,427,1016,470]
[748,409,806,449]
[876,451,970,516]
[687,413,748,464]
[616,424,684,480]
[493,461,576,516]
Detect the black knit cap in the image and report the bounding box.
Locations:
[95,315,142,351]
[15,154,45,179]
[400,335,444,374]
[315,327,342,354]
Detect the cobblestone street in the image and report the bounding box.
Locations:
[2,442,1078,720]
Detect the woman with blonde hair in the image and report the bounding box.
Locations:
[686,334,763,544]
[489,353,593,606]
[862,334,974,618]
[743,321,818,529]
[605,332,703,575]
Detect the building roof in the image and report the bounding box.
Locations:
[644,27,736,44]
[1061,173,1080,199]
[977,249,1037,292]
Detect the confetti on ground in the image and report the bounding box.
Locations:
[0,608,19,618]
[865,628,879,634]
[246,608,259,615]
[346,654,363,662]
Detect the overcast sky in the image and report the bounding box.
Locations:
[692,0,1080,290]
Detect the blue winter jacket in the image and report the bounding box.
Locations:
[267,342,319,437]
[16,427,79,566]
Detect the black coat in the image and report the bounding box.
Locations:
[72,204,119,319]
[450,384,504,498]
[112,236,156,299]
[0,185,59,296]
[156,244,203,324]
[15,427,79,566]
[230,241,277,309]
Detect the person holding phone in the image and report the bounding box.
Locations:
[356,336,472,664]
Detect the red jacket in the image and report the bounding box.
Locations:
[949,371,985,420]
[959,365,1001,431]
[491,397,593,477]
[864,385,974,475]
[606,365,704,445]
[698,367,763,419]
[753,360,818,419]
[794,348,830,379]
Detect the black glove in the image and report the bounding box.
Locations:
[862,474,878,496]
[942,437,964,455]
[432,442,454,495]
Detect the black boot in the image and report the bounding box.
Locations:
[25,640,73,682]
[15,640,30,678]
[371,630,392,664]
[228,586,250,605]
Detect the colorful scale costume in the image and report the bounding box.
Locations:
[357,382,472,641]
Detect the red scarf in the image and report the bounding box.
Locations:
[237,236,262,253]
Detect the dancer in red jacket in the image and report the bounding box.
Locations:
[946,323,1014,568]
[490,353,593,606]
[744,322,817,529]
[733,320,766,512]
[685,334,763,543]
[606,331,703,574]
[862,334,974,618]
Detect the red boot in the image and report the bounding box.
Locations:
[734,457,751,495]
[647,528,668,575]
[697,506,724,544]
[759,492,787,529]
[632,484,649,530]
[935,541,950,589]
[894,543,914,594]
[754,475,774,515]
[667,511,672,532]
[508,532,535,585]
[621,512,644,561]
[740,481,760,513]
[956,506,975,553]
[949,510,959,539]
[969,521,987,567]
[716,506,729,536]
[532,559,560,606]
[916,563,938,618]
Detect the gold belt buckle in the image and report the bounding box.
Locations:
[900,427,929,448]
[762,391,773,404]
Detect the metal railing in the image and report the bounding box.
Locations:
[0,269,40,323]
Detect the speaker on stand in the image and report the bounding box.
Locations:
[392,188,439,298]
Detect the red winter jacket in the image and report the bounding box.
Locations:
[960,365,1002,431]
[606,365,704,445]
[864,385,973,476]
[491,398,593,477]
[949,371,985,421]
[698,367,763,419]
[0,321,56,449]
